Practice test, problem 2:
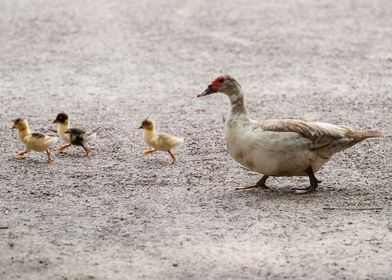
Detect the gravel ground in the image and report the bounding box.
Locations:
[0,0,391,279]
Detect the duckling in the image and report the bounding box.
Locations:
[138,118,184,164]
[12,118,58,163]
[53,112,97,156]
[198,75,384,194]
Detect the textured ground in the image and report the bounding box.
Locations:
[0,0,391,279]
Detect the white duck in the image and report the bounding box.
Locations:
[53,112,97,156]
[12,118,58,163]
[197,75,383,194]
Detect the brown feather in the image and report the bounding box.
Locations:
[257,119,383,156]
[257,119,347,142]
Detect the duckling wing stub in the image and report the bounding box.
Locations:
[66,128,87,146]
[157,133,183,150]
[66,128,86,135]
[31,132,46,139]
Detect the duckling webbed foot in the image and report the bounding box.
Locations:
[235,175,269,190]
[57,144,71,152]
[143,149,157,156]
[168,150,176,164]
[15,151,28,158]
[293,166,320,194]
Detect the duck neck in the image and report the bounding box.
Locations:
[144,127,157,140]
[18,125,31,141]
[228,87,248,119]
[58,121,70,134]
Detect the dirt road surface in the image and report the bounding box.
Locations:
[0,0,391,279]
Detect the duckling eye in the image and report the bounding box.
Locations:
[218,78,224,83]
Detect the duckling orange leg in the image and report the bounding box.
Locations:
[46,149,53,163]
[235,175,269,190]
[58,144,71,151]
[168,150,176,164]
[142,149,157,156]
[82,145,91,156]
[15,150,28,158]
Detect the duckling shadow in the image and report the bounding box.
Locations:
[141,156,174,167]
[11,157,52,167]
[55,151,89,159]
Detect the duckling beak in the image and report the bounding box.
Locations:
[197,85,217,97]
[138,125,143,129]
[53,119,58,123]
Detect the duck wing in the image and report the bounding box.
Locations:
[258,119,346,144]
[257,119,382,155]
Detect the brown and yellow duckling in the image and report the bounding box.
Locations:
[53,112,98,156]
[12,118,58,163]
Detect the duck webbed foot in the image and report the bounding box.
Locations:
[235,175,269,190]
[293,166,320,194]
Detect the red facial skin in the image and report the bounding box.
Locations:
[210,76,225,91]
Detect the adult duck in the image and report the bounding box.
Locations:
[197,75,383,194]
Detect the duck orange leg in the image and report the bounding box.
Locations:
[143,149,157,156]
[82,145,91,156]
[46,149,53,163]
[58,144,71,151]
[15,150,28,158]
[168,150,176,164]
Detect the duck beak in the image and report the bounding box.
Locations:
[197,85,217,98]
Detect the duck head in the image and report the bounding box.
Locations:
[197,75,241,98]
[138,118,154,130]
[12,118,28,130]
[53,112,69,125]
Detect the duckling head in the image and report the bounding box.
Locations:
[138,118,154,130]
[12,118,28,130]
[197,75,241,98]
[53,112,69,125]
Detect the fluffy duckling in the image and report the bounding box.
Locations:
[53,112,97,156]
[198,75,384,194]
[12,118,58,163]
[138,118,184,164]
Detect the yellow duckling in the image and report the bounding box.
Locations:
[12,118,58,163]
[138,118,184,164]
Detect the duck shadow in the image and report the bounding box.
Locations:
[230,184,327,202]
